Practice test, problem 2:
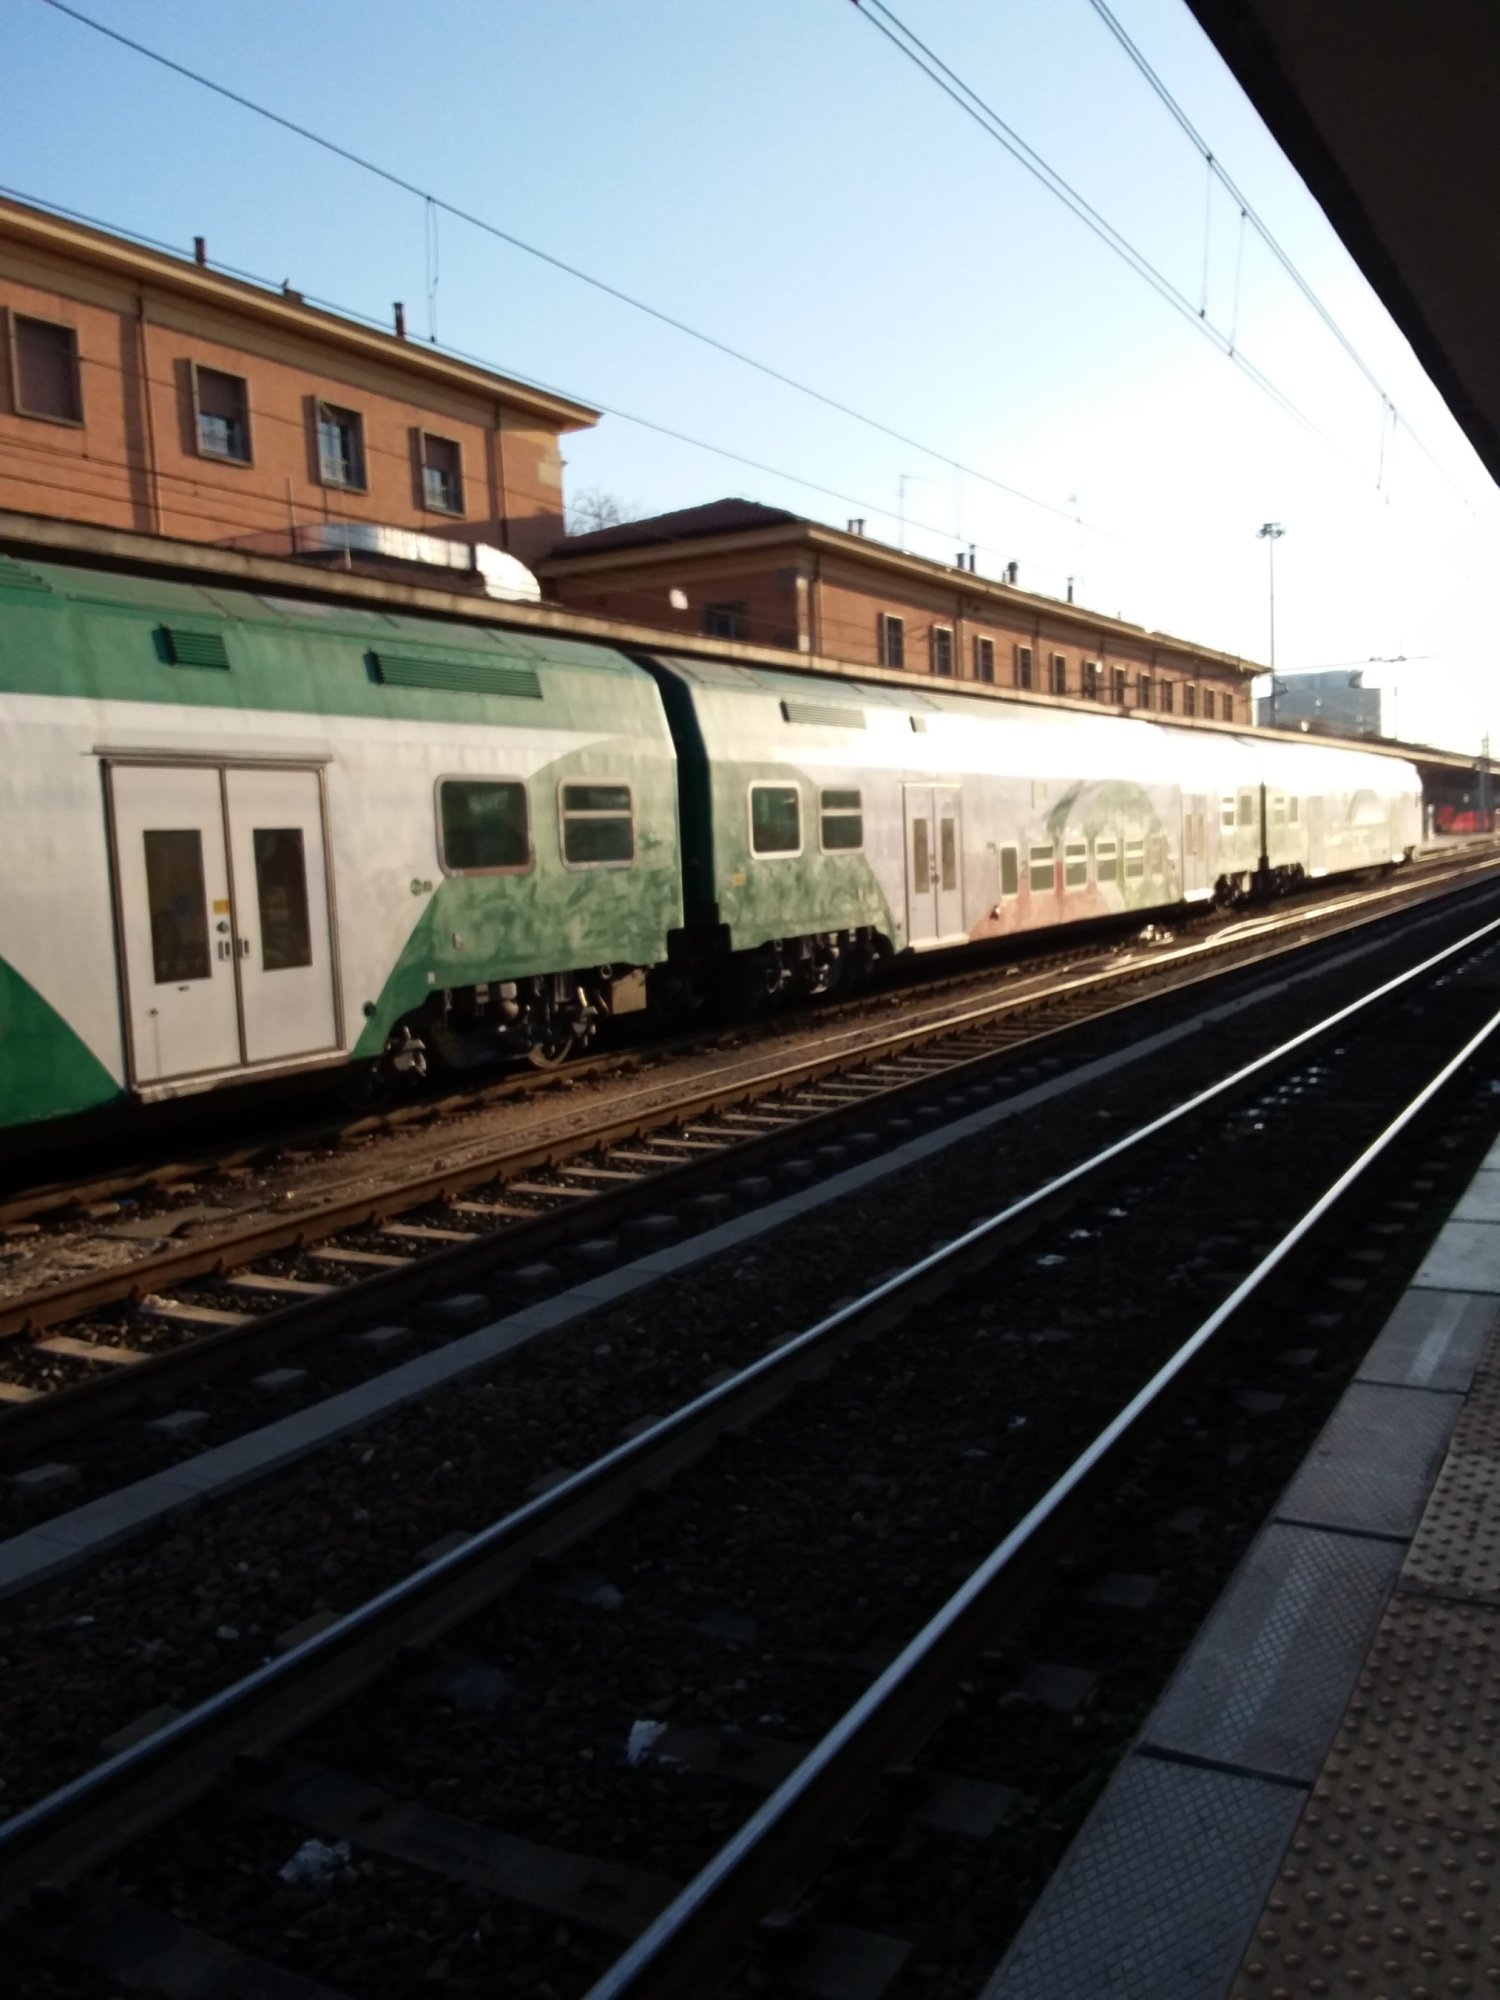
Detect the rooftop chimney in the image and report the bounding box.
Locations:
[394,302,407,339]
[193,236,207,267]
[846,517,865,535]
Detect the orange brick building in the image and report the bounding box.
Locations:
[541,500,1257,720]
[0,195,597,566]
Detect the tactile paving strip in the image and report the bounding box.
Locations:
[1230,1594,1500,1996]
[1147,1525,1403,1784]
[984,1756,1304,2000]
[1403,1343,1500,1603]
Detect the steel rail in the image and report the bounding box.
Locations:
[584,1009,1500,2000]
[2,908,1496,1923]
[5,853,1492,1347]
[3,866,1493,1455]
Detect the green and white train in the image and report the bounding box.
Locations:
[0,553,1421,1132]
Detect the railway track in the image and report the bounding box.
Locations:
[1,856,1496,1463]
[6,881,1500,1999]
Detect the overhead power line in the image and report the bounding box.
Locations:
[850,0,1477,512]
[1082,0,1474,511]
[34,0,1087,535]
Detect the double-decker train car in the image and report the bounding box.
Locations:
[643,652,1421,994]
[0,553,1422,1133]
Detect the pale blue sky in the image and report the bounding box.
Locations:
[5,0,1496,751]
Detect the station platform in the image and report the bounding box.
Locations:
[986,1137,1500,1999]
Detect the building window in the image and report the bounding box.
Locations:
[878,613,906,668]
[705,602,747,639]
[1014,643,1034,691]
[1203,689,1217,721]
[820,788,863,852]
[750,783,802,855]
[1050,652,1067,695]
[420,432,463,513]
[1111,666,1127,705]
[974,635,995,683]
[1138,673,1153,711]
[437,778,530,875]
[1183,683,1198,718]
[1159,679,1175,715]
[1222,694,1234,724]
[316,402,366,490]
[931,625,955,677]
[560,782,634,867]
[9,313,82,424]
[192,365,251,463]
[1082,659,1101,701]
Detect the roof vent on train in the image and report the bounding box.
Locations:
[230,522,542,603]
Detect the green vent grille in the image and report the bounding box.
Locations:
[0,561,52,593]
[371,650,542,699]
[781,699,865,729]
[162,626,231,669]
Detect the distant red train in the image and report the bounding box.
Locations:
[1433,805,1496,835]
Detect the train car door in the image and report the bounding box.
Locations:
[109,764,243,1084]
[903,785,964,944]
[1181,793,1210,898]
[225,768,339,1064]
[1307,794,1327,875]
[109,761,340,1085]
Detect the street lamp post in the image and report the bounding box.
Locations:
[1258,522,1285,725]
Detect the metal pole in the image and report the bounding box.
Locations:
[1258,522,1285,725]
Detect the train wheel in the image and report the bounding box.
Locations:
[526,1025,577,1070]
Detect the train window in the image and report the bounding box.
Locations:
[931,625,955,676]
[437,778,530,875]
[10,313,82,424]
[1064,839,1088,888]
[750,784,802,856]
[560,782,635,867]
[878,614,905,669]
[1147,833,1166,877]
[1050,653,1068,695]
[1029,843,1056,893]
[820,788,863,852]
[1124,839,1145,881]
[1272,793,1287,824]
[998,846,1020,897]
[974,636,995,683]
[1094,836,1118,883]
[1237,791,1255,827]
[253,829,313,971]
[1082,660,1101,700]
[143,830,211,983]
[1220,795,1237,829]
[1289,796,1301,825]
[940,818,958,892]
[1183,684,1198,717]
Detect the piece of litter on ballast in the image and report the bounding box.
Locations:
[625,1719,667,1766]
[278,1838,350,1885]
[1036,1253,1066,1267]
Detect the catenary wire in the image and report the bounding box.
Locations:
[33,0,1088,534]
